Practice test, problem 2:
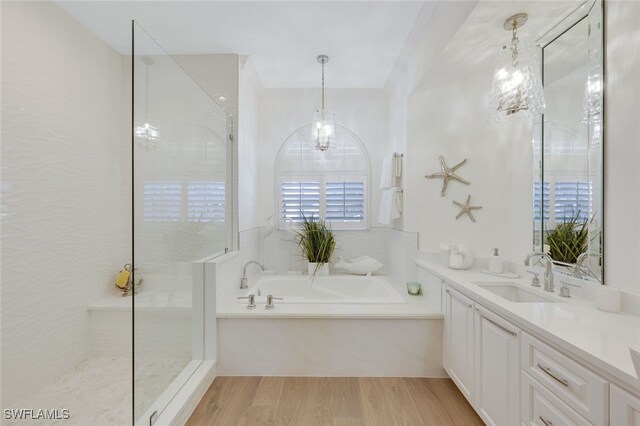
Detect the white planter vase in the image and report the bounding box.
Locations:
[308,262,329,276]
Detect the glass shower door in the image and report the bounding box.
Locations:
[132,22,230,423]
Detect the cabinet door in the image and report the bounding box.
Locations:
[444,286,475,401]
[474,305,520,426]
[611,383,640,426]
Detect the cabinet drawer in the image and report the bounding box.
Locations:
[610,383,640,426]
[521,371,591,426]
[521,332,607,425]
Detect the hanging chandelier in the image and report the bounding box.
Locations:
[135,56,160,149]
[489,13,545,122]
[312,55,335,151]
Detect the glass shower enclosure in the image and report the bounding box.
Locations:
[132,22,231,423]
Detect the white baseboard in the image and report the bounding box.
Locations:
[154,360,217,426]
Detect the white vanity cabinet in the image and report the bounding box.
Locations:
[443,285,476,401]
[474,305,521,426]
[611,384,640,426]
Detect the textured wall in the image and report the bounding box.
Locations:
[1,1,130,406]
[604,1,640,294]
[403,70,533,262]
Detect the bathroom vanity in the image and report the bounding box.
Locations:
[417,259,640,426]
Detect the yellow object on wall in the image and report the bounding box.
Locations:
[115,270,130,289]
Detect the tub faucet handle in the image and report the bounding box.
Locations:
[237,294,256,309]
[265,295,283,310]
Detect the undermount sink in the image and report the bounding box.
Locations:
[471,281,560,303]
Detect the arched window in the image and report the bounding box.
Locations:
[276,124,370,230]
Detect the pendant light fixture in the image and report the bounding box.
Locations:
[135,56,160,149]
[312,55,335,151]
[489,13,545,122]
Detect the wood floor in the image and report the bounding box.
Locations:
[186,377,483,426]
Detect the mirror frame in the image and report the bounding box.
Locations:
[533,0,605,283]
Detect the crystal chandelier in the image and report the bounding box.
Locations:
[135,57,160,150]
[489,13,545,122]
[312,55,335,151]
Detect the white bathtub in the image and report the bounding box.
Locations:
[241,275,406,305]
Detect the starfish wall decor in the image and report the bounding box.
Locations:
[453,195,483,222]
[425,156,470,196]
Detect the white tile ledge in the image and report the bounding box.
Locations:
[415,258,640,393]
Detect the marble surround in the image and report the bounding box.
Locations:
[218,318,445,377]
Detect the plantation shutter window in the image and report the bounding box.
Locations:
[533,181,550,222]
[143,181,181,222]
[281,181,321,223]
[326,181,365,223]
[187,181,225,223]
[554,181,591,222]
[143,181,226,223]
[276,124,369,229]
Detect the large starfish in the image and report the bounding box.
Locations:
[453,195,482,222]
[425,156,470,196]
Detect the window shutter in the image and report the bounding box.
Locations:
[188,181,225,223]
[143,181,181,222]
[326,181,365,223]
[554,181,591,222]
[533,181,550,222]
[281,181,320,222]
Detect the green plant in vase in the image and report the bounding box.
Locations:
[546,211,592,264]
[293,215,336,276]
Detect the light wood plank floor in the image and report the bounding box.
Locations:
[187,377,483,426]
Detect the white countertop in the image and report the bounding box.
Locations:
[216,277,443,319]
[415,258,640,392]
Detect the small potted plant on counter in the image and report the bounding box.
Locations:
[294,215,335,276]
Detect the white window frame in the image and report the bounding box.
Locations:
[277,172,368,230]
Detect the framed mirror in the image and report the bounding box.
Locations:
[533,0,604,283]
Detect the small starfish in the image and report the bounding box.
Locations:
[425,156,470,196]
[453,195,482,222]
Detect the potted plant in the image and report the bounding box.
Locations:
[546,211,592,264]
[293,215,335,276]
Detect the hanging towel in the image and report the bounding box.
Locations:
[378,187,403,225]
[379,156,394,189]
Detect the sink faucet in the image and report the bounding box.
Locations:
[240,260,265,289]
[524,252,555,292]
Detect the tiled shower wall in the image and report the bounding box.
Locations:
[1,1,131,406]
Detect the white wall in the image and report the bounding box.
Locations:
[237,56,263,231]
[605,1,640,294]
[403,71,532,262]
[387,0,640,295]
[1,1,130,406]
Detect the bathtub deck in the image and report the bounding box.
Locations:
[186,376,482,426]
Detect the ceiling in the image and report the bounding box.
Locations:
[413,0,585,91]
[56,1,425,88]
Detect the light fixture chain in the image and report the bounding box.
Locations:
[321,61,325,110]
[511,26,519,67]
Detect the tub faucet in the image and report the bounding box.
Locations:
[524,252,555,292]
[240,260,265,289]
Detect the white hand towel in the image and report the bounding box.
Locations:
[391,187,402,220]
[379,157,394,189]
[378,187,402,225]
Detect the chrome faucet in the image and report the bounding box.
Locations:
[524,252,555,292]
[240,260,265,289]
